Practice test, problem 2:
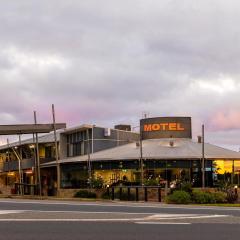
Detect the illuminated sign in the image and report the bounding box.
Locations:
[143,123,185,132]
[140,117,192,139]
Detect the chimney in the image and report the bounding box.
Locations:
[198,136,202,143]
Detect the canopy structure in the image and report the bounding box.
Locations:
[0,123,66,135]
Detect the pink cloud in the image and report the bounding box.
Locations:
[207,109,240,131]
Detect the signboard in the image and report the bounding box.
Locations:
[140,117,192,139]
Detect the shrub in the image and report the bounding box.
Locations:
[165,190,191,204]
[213,191,227,203]
[74,190,97,198]
[144,179,159,186]
[101,190,111,199]
[91,177,104,189]
[192,190,215,204]
[180,182,193,194]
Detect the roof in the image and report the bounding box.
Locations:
[60,124,139,135]
[0,131,61,150]
[42,138,240,167]
[61,124,94,134]
[0,123,66,135]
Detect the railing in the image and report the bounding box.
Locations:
[3,157,56,172]
[14,183,38,195]
[106,186,162,202]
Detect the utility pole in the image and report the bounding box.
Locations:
[34,111,41,196]
[52,104,60,196]
[18,135,23,194]
[232,160,235,184]
[86,128,92,188]
[202,124,205,189]
[6,138,10,186]
[32,132,37,186]
[140,126,144,186]
[18,135,23,183]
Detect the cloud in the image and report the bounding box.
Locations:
[0,0,240,149]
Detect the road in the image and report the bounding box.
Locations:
[0,199,239,240]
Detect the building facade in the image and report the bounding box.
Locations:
[1,117,240,195]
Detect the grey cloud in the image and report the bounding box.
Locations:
[0,0,240,149]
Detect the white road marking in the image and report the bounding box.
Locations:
[0,210,26,215]
[135,222,191,225]
[146,214,229,220]
[0,218,144,222]
[28,210,152,215]
[0,211,229,223]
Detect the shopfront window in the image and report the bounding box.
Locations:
[214,160,240,185]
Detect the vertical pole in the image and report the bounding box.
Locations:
[86,128,92,188]
[18,135,22,194]
[7,138,10,186]
[144,187,148,202]
[238,171,240,186]
[111,187,115,200]
[34,111,42,196]
[127,187,131,201]
[232,160,235,184]
[52,104,60,196]
[32,133,37,186]
[140,127,144,186]
[158,187,161,202]
[202,124,205,189]
[136,187,139,201]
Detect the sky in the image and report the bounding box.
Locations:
[0,0,240,150]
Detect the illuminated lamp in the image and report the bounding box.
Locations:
[7,172,15,176]
[25,170,33,174]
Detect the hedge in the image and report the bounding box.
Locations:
[74,190,97,198]
[165,190,192,204]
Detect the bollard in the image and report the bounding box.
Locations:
[136,187,139,201]
[158,188,161,202]
[127,187,131,201]
[111,187,115,200]
[144,187,148,202]
[119,187,122,200]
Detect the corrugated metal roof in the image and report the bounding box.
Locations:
[0,131,61,150]
[42,138,240,167]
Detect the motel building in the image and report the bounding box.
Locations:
[1,116,240,195]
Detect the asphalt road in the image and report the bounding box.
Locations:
[0,199,239,240]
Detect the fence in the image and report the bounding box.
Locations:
[14,183,38,195]
[107,186,162,202]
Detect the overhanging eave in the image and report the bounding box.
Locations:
[0,123,66,135]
